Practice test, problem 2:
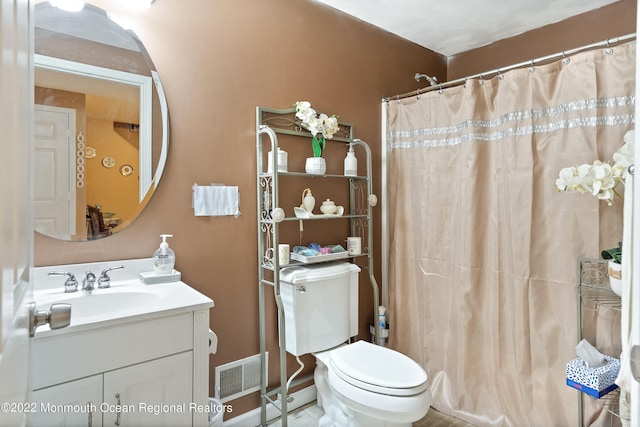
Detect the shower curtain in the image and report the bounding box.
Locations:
[385,43,635,426]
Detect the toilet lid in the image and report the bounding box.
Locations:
[330,341,428,396]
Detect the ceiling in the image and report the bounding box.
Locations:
[316,0,621,56]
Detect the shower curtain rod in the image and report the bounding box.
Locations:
[383,33,636,102]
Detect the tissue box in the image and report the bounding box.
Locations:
[565,356,620,398]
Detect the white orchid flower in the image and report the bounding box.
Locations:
[612,139,634,180]
[293,101,340,156]
[305,117,322,136]
[322,116,339,139]
[589,161,610,179]
[624,130,635,144]
[556,166,588,193]
[295,106,316,123]
[613,142,634,165]
[597,189,615,205]
[556,130,634,204]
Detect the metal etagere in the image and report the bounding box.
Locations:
[576,257,622,425]
[255,106,379,427]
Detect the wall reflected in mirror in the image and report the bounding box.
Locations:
[34,2,168,241]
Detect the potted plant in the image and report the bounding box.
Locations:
[556,131,634,296]
[294,101,339,175]
[555,130,634,205]
[602,242,622,296]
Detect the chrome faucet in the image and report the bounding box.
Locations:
[48,272,78,293]
[97,265,124,288]
[49,266,125,293]
[82,271,97,291]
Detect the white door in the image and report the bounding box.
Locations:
[34,104,76,238]
[0,0,34,426]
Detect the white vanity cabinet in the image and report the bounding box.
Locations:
[31,375,103,427]
[102,351,193,426]
[30,308,211,426]
[31,352,193,427]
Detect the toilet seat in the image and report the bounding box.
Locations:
[329,341,428,396]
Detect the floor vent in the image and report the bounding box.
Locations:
[215,352,266,403]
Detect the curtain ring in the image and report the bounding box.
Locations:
[416,89,420,100]
[497,69,504,80]
[463,77,468,88]
[528,59,536,73]
[396,95,401,104]
[604,39,613,55]
[438,84,444,94]
[478,73,484,86]
[562,51,570,65]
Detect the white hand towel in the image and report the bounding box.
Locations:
[192,185,240,217]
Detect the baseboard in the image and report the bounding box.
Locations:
[223,385,317,427]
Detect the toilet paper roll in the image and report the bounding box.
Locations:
[208,329,218,355]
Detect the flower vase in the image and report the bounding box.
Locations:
[305,157,326,175]
[608,260,622,297]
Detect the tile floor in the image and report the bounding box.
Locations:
[267,403,476,427]
[413,408,477,427]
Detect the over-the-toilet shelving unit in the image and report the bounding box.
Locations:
[255,106,379,427]
[576,257,622,425]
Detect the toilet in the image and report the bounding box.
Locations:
[280,262,431,426]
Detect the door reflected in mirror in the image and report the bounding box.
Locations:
[34,2,168,241]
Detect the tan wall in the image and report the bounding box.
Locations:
[33,0,445,417]
[448,0,636,80]
[85,117,139,223]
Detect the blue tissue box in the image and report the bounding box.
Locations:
[565,356,620,398]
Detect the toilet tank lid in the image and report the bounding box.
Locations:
[279,262,361,284]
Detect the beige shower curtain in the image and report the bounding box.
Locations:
[386,43,635,426]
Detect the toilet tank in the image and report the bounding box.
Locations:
[279,262,360,356]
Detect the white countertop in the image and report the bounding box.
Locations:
[32,258,213,337]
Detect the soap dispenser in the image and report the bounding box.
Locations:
[344,143,357,176]
[153,234,175,274]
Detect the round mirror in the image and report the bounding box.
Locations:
[34,2,168,241]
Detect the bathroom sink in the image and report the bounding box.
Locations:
[34,286,165,324]
[32,258,214,335]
